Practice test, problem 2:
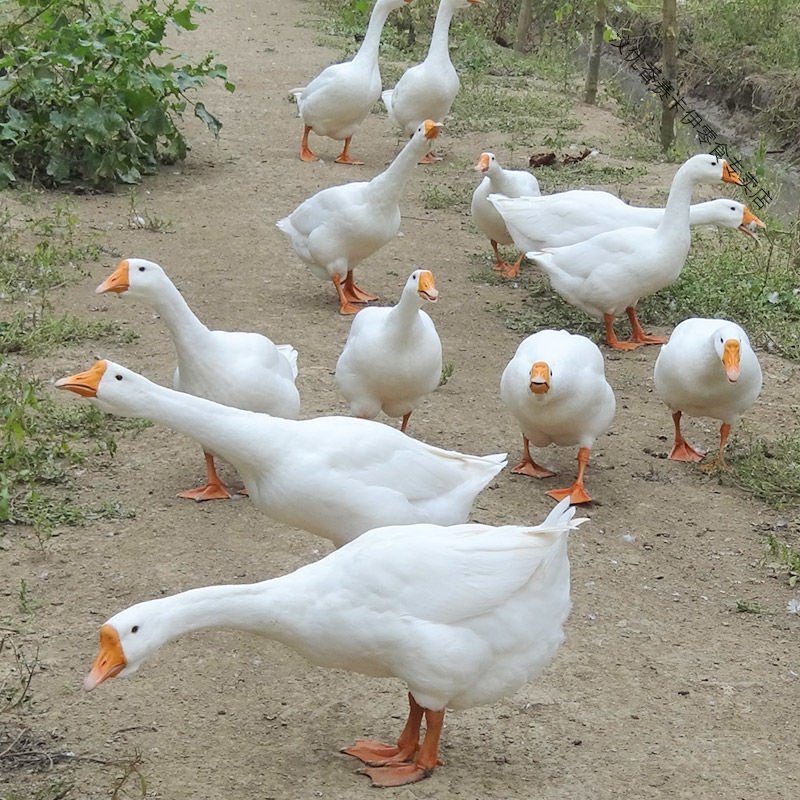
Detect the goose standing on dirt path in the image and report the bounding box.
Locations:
[82,498,586,787]
[382,0,480,163]
[525,154,744,350]
[56,360,506,547]
[335,269,442,432]
[653,317,762,470]
[95,258,299,502]
[471,152,540,277]
[293,0,414,165]
[500,329,615,504]
[278,120,443,314]
[489,193,764,253]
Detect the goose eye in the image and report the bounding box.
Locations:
[730,206,735,211]
[138,266,145,272]
[115,374,123,381]
[131,625,139,633]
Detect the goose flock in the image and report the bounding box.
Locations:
[54,0,769,789]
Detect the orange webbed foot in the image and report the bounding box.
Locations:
[547,484,592,504]
[668,441,705,462]
[177,483,233,502]
[607,339,643,351]
[300,146,318,163]
[338,300,363,315]
[699,455,730,473]
[629,333,668,346]
[334,154,365,166]
[510,460,556,479]
[342,740,413,766]
[417,152,441,165]
[358,763,433,787]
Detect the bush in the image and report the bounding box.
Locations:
[0,0,235,190]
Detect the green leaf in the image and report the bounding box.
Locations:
[194,101,222,138]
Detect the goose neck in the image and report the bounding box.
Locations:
[428,0,458,60]
[352,0,395,65]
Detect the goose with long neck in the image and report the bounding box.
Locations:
[293,0,413,164]
[470,152,541,276]
[489,192,764,255]
[335,269,442,432]
[56,359,505,547]
[82,498,586,786]
[277,120,443,314]
[95,258,299,501]
[653,317,762,470]
[382,0,479,163]
[525,154,743,350]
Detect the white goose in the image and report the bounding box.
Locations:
[653,317,762,470]
[293,0,413,164]
[95,258,299,501]
[82,499,586,787]
[382,0,479,163]
[56,360,506,547]
[470,152,541,276]
[277,119,442,314]
[500,329,615,504]
[525,154,744,350]
[489,192,765,253]
[336,268,442,432]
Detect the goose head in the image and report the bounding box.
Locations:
[529,361,551,395]
[712,324,748,383]
[474,152,499,176]
[405,268,439,304]
[682,153,743,186]
[55,359,145,414]
[95,258,167,299]
[703,200,765,240]
[417,119,443,143]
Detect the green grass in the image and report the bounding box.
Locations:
[763,533,800,586]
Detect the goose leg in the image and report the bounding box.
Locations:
[418,151,441,165]
[331,273,361,315]
[604,313,641,351]
[300,125,318,163]
[626,306,668,345]
[358,706,445,786]
[400,412,412,433]
[341,270,379,303]
[547,447,593,504]
[334,136,364,166]
[177,452,233,501]
[510,436,556,478]
[700,422,732,472]
[342,693,423,766]
[668,410,705,462]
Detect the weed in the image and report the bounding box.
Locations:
[439,362,454,386]
[127,190,174,233]
[725,430,800,508]
[420,183,470,211]
[763,534,800,587]
[17,579,38,615]
[0,634,39,712]
[735,598,765,614]
[0,0,235,189]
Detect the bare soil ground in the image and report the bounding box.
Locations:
[2,1,798,798]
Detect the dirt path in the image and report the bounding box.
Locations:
[3,1,798,798]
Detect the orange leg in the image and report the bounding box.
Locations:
[300,125,318,163]
[177,451,232,502]
[400,412,412,433]
[343,693,423,766]
[334,136,364,166]
[547,447,593,504]
[700,422,732,472]
[510,436,556,478]
[626,306,668,345]
[331,273,361,315]
[341,270,378,304]
[604,313,641,351]
[358,704,445,787]
[418,151,441,165]
[668,410,705,462]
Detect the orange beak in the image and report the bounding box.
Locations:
[722,339,741,382]
[55,360,107,398]
[83,624,127,691]
[467,0,481,5]
[738,206,766,240]
[475,153,491,173]
[721,162,743,185]
[95,260,130,295]
[529,361,550,394]
[417,270,438,302]
[423,120,443,141]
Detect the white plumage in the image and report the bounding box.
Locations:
[470,152,541,276]
[501,329,615,504]
[95,257,299,501]
[82,498,586,786]
[653,317,762,469]
[335,268,443,431]
[56,360,506,548]
[277,119,443,314]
